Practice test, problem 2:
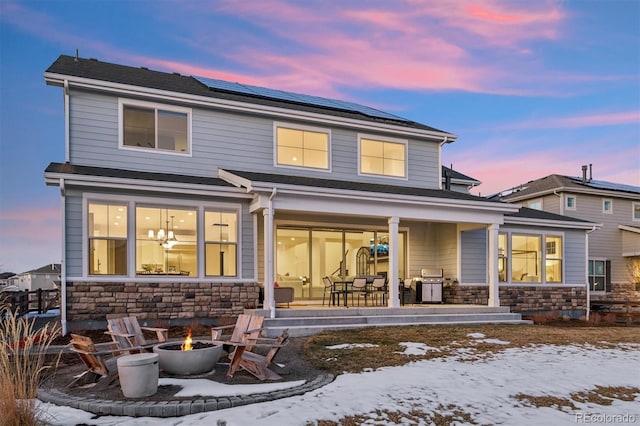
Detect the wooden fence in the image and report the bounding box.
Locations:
[1,288,60,317]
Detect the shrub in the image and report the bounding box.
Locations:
[0,307,61,426]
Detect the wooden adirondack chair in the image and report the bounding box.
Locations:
[67,334,143,388]
[106,315,168,352]
[211,313,265,358]
[227,329,289,381]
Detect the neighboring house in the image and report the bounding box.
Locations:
[43,55,597,332]
[441,165,481,193]
[499,168,640,303]
[6,264,61,291]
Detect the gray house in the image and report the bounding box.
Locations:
[6,264,61,291]
[43,55,596,333]
[499,168,640,303]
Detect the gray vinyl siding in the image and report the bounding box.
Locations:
[68,90,441,189]
[542,194,561,214]
[460,229,487,283]
[563,229,586,284]
[65,192,84,277]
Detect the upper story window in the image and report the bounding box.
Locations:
[633,202,640,222]
[527,199,542,210]
[120,99,191,154]
[275,123,329,170]
[359,134,407,178]
[602,199,613,214]
[565,195,576,210]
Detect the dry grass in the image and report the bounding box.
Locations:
[0,308,61,426]
[303,323,640,375]
[303,323,639,425]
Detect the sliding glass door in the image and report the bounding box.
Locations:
[276,226,405,300]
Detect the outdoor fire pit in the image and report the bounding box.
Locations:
[153,331,222,376]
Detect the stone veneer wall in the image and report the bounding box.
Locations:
[444,284,587,318]
[65,281,259,330]
[590,282,640,303]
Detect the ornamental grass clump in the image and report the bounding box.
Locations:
[0,307,61,426]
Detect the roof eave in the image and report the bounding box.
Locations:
[44,71,457,142]
[44,170,252,199]
[504,215,601,230]
[218,169,519,214]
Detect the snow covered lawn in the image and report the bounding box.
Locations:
[38,330,640,426]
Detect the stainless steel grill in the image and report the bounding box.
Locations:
[414,268,444,303]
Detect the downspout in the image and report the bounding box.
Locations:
[59,179,67,335]
[553,190,562,215]
[64,80,70,162]
[268,188,277,319]
[438,136,448,190]
[585,225,597,321]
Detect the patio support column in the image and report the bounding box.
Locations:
[263,207,275,316]
[388,216,400,308]
[487,223,500,307]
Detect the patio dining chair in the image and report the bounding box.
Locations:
[370,277,387,306]
[322,276,342,306]
[349,277,369,306]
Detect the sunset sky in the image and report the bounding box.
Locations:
[1,0,639,274]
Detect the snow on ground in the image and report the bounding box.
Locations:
[39,340,640,426]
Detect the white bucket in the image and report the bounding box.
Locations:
[117,353,159,398]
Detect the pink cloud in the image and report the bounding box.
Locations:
[499,110,640,130]
[447,143,639,196]
[0,205,61,273]
[5,0,600,97]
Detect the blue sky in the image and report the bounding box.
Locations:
[0,0,639,274]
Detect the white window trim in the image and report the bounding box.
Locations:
[498,228,566,285]
[602,198,613,214]
[357,133,408,180]
[633,202,640,222]
[273,121,332,172]
[588,257,608,293]
[82,193,242,280]
[118,98,192,156]
[565,195,577,211]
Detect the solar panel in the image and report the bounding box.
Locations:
[194,76,410,122]
[582,179,640,194]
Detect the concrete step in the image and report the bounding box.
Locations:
[259,310,531,337]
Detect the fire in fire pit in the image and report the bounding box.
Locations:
[153,330,222,376]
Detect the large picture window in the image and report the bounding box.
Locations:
[136,206,197,276]
[121,99,190,154]
[359,135,406,178]
[88,202,127,275]
[205,211,238,276]
[276,124,329,169]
